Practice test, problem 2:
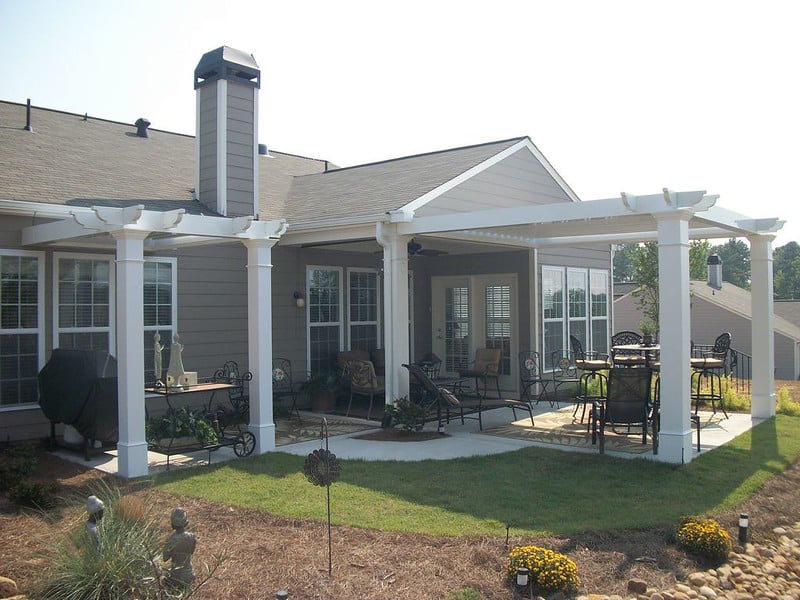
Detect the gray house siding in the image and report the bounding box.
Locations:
[197,84,218,211]
[225,84,256,217]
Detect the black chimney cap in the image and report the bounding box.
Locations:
[194,46,260,90]
[134,118,151,138]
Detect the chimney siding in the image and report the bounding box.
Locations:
[194,47,260,217]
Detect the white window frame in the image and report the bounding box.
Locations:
[53,252,116,353]
[143,257,178,382]
[347,267,381,351]
[541,265,610,365]
[0,249,45,411]
[306,265,344,373]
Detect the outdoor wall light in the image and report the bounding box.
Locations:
[738,513,749,544]
[516,566,529,590]
[293,291,305,308]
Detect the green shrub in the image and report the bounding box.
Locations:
[38,482,226,599]
[0,443,38,491]
[445,588,484,600]
[777,387,800,416]
[8,479,58,509]
[676,515,732,562]
[506,545,580,594]
[387,396,429,432]
[720,377,750,412]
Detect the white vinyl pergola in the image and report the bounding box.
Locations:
[19,185,783,474]
[22,204,287,478]
[317,188,781,465]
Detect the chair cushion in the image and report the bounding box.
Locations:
[337,350,371,371]
[576,359,611,370]
[613,355,646,367]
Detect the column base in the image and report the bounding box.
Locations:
[117,441,149,478]
[249,422,276,454]
[655,428,694,464]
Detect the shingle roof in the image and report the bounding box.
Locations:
[0,101,328,220]
[284,138,525,221]
[0,100,527,224]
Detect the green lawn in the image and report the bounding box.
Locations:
[154,415,800,537]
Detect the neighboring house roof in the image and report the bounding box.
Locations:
[614,281,800,340]
[774,300,800,330]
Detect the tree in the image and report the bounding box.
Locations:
[613,244,638,282]
[627,240,711,331]
[710,238,750,289]
[774,241,800,299]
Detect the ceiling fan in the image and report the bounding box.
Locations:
[407,239,448,258]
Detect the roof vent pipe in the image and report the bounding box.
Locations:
[24,98,33,132]
[258,143,268,155]
[134,118,151,138]
[707,253,723,290]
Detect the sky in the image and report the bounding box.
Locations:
[1,0,798,246]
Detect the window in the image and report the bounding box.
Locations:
[55,253,176,384]
[143,258,177,383]
[307,267,343,374]
[54,254,113,353]
[348,269,380,353]
[0,251,44,407]
[542,266,609,368]
[485,284,511,376]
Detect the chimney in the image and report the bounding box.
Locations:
[194,46,261,217]
[134,118,151,138]
[707,254,723,290]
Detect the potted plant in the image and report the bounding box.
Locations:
[146,407,218,449]
[640,319,658,347]
[301,370,339,412]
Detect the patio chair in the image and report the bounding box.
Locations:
[690,331,731,418]
[593,366,655,454]
[403,363,461,428]
[549,350,581,406]
[345,359,385,420]
[518,350,552,406]
[458,347,501,400]
[610,331,647,368]
[213,360,252,420]
[569,335,610,423]
[272,357,301,421]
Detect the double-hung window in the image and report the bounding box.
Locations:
[54,253,177,382]
[541,266,609,367]
[0,250,44,408]
[348,269,380,353]
[54,253,113,353]
[307,266,343,374]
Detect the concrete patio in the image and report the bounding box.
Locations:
[53,402,762,476]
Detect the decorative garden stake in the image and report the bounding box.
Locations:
[303,417,341,577]
[738,513,749,544]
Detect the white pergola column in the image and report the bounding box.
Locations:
[377,224,410,404]
[244,238,278,453]
[749,234,776,418]
[654,212,694,463]
[113,230,149,478]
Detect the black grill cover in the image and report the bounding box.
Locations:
[38,349,119,443]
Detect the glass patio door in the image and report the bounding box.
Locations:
[431,275,516,390]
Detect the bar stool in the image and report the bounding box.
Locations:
[690,332,731,419]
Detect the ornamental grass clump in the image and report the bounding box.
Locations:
[506,545,580,594]
[676,515,732,563]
